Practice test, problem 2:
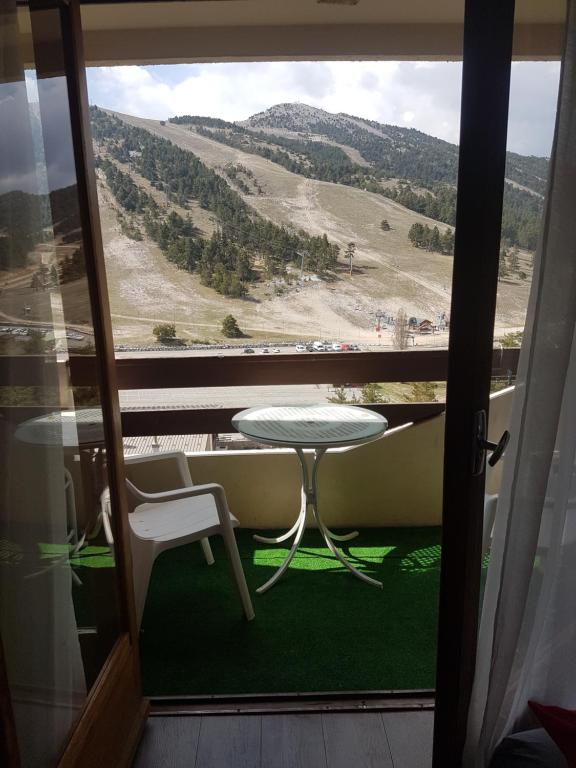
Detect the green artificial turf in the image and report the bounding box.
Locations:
[139,527,441,696]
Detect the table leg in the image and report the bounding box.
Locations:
[311,449,383,590]
[252,448,311,546]
[255,447,382,593]
[255,483,307,594]
[86,448,106,540]
[253,515,302,544]
[323,527,359,542]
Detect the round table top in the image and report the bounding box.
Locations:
[232,404,387,449]
[15,408,105,448]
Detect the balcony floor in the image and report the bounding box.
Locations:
[134,710,434,768]
[140,527,441,696]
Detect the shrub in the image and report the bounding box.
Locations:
[153,322,177,343]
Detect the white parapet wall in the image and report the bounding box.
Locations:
[175,387,515,529]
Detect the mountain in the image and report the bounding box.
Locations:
[88,106,536,345]
[90,106,340,299]
[241,102,548,196]
[170,102,547,250]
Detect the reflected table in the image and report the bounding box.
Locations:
[16,408,107,543]
[232,404,387,593]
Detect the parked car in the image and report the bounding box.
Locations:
[312,341,325,351]
[243,347,255,354]
[295,344,306,352]
[273,348,281,353]
[332,342,342,351]
[261,348,269,354]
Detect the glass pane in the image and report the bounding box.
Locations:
[0,4,121,766]
[88,50,466,711]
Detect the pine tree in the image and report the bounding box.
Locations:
[221,315,243,338]
[328,386,349,404]
[407,382,437,402]
[441,228,454,255]
[408,223,423,247]
[361,383,385,404]
[429,226,441,252]
[508,247,520,273]
[380,219,391,231]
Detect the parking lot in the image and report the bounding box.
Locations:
[0,324,88,343]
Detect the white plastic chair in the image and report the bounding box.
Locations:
[483,493,499,557]
[124,451,254,627]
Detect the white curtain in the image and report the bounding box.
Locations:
[465,1,576,764]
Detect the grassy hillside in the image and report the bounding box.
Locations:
[172,102,546,250]
[92,107,534,346]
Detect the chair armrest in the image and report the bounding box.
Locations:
[131,483,232,526]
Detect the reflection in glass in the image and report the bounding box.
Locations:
[0,3,121,766]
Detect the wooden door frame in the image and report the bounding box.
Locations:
[433,1,516,765]
[0,636,20,768]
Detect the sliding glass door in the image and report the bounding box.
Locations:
[0,1,146,765]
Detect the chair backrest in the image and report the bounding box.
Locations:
[123,452,193,512]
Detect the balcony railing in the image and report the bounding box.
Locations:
[2,347,520,435]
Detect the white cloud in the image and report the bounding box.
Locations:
[86,60,560,156]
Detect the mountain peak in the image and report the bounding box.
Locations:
[241,102,348,132]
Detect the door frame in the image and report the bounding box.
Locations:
[0,0,520,762]
[433,1,516,765]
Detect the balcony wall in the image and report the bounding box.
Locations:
[128,387,514,529]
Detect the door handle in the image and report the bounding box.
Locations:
[482,431,510,467]
[472,409,510,475]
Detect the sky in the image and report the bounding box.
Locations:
[0,75,77,195]
[86,60,561,157]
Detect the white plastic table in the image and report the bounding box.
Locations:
[15,408,105,448]
[16,408,107,542]
[232,404,387,593]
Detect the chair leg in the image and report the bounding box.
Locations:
[221,529,255,621]
[201,537,214,565]
[130,536,157,630]
[482,494,499,557]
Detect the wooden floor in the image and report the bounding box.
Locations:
[133,710,433,768]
